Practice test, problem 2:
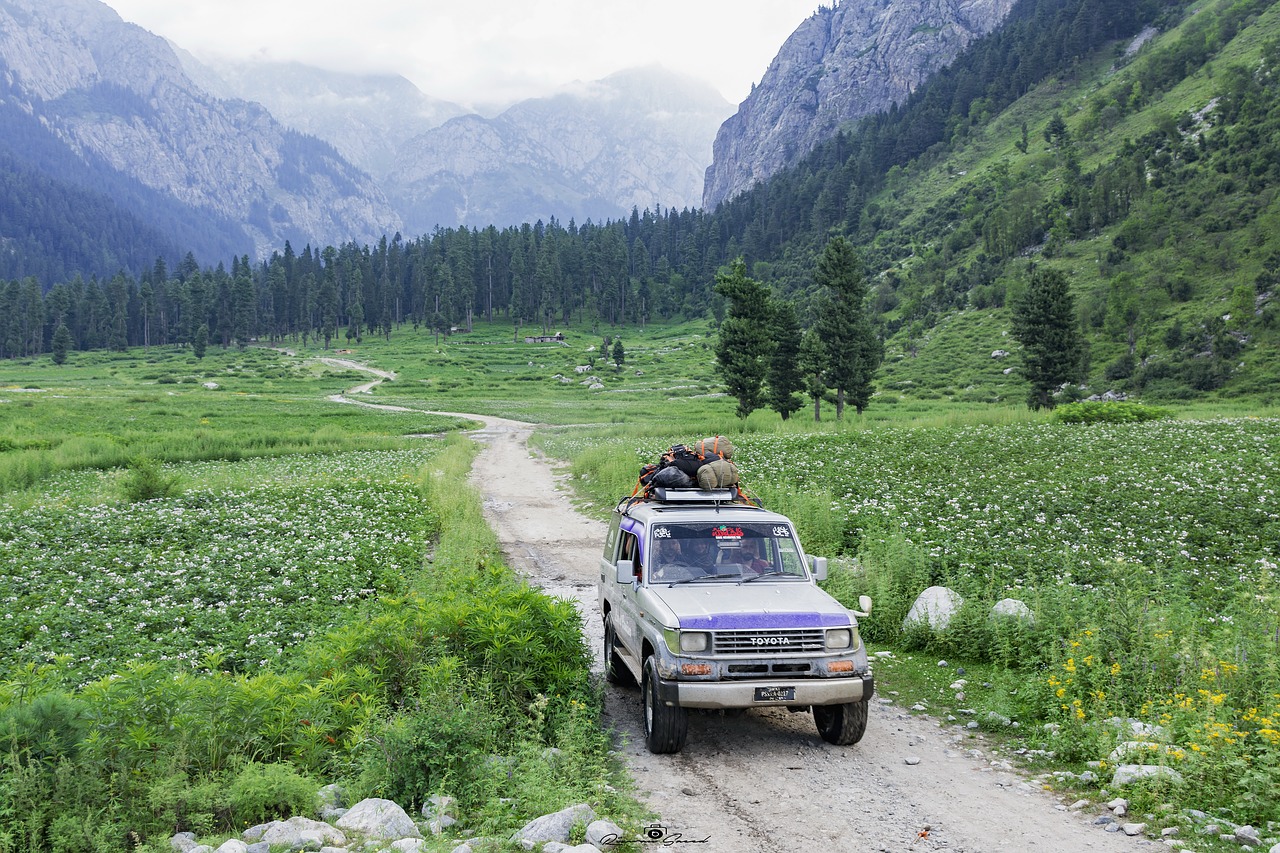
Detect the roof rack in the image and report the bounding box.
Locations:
[650,486,739,503]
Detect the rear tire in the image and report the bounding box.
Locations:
[813,699,869,745]
[603,615,634,687]
[642,658,687,753]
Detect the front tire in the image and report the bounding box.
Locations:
[603,615,634,687]
[813,700,869,745]
[642,658,687,753]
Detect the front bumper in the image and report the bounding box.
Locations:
[653,672,874,710]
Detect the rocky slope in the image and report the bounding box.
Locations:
[703,0,1018,210]
[0,0,400,258]
[175,55,469,181]
[388,67,733,232]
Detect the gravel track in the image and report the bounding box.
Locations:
[312,360,1147,853]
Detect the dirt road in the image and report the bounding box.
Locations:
[463,415,1149,853]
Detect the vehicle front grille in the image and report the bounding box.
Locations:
[712,628,826,655]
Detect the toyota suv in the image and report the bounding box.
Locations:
[598,486,874,753]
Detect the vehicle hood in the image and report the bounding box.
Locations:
[648,583,852,630]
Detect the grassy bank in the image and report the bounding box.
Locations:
[0,349,643,853]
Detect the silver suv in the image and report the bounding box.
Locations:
[598,487,874,753]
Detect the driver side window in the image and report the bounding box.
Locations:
[620,531,642,580]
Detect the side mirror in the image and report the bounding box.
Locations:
[853,594,873,619]
[616,560,635,584]
[809,556,828,581]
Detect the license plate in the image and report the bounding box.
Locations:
[754,685,795,702]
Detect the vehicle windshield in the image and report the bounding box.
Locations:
[648,521,807,584]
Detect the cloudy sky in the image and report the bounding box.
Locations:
[105,0,822,110]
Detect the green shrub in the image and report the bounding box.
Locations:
[1051,401,1173,424]
[226,762,316,827]
[119,457,183,502]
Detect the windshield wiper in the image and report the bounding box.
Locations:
[667,572,741,586]
[740,571,804,584]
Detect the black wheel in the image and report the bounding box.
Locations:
[813,700,869,745]
[603,615,634,687]
[642,658,687,753]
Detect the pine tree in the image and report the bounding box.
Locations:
[766,299,804,420]
[797,329,829,422]
[813,237,881,418]
[51,322,71,364]
[1010,266,1084,409]
[713,258,775,419]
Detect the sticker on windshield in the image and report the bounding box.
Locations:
[712,526,744,540]
[773,526,791,538]
[653,526,672,539]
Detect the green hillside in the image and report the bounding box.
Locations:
[810,0,1280,407]
[6,0,1279,413]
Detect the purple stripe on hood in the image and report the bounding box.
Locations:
[680,612,850,630]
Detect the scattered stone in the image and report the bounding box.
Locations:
[1107,798,1129,812]
[1235,825,1262,847]
[510,804,596,847]
[258,817,347,850]
[1094,816,1115,826]
[390,840,424,853]
[912,703,928,712]
[1161,827,1180,838]
[586,819,626,848]
[1112,764,1184,786]
[245,844,268,853]
[1122,823,1147,837]
[171,833,198,853]
[992,350,1010,359]
[949,680,968,690]
[215,841,247,853]
[336,798,422,840]
[1068,800,1090,811]
[904,756,922,765]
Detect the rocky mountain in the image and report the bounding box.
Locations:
[173,55,469,181]
[703,0,1018,210]
[387,67,733,233]
[0,0,400,260]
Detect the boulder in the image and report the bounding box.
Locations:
[586,820,626,848]
[903,586,963,632]
[258,817,347,849]
[990,598,1034,624]
[171,833,198,853]
[336,798,422,840]
[510,803,596,847]
[1111,764,1184,786]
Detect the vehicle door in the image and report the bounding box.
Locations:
[612,517,645,654]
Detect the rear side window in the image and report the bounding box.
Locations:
[603,515,620,560]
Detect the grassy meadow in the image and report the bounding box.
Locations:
[2,321,1278,845]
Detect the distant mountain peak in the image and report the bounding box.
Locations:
[703,0,1018,210]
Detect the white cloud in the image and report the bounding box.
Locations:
[104,0,820,108]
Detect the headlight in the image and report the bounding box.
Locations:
[665,628,710,654]
[825,628,853,650]
[680,632,710,653]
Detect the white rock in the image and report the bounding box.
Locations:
[1122,823,1147,836]
[904,756,922,765]
[990,598,1034,623]
[215,841,248,853]
[585,820,626,848]
[391,840,424,853]
[261,817,347,849]
[511,804,596,846]
[903,587,963,632]
[1112,764,1184,786]
[336,798,422,840]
